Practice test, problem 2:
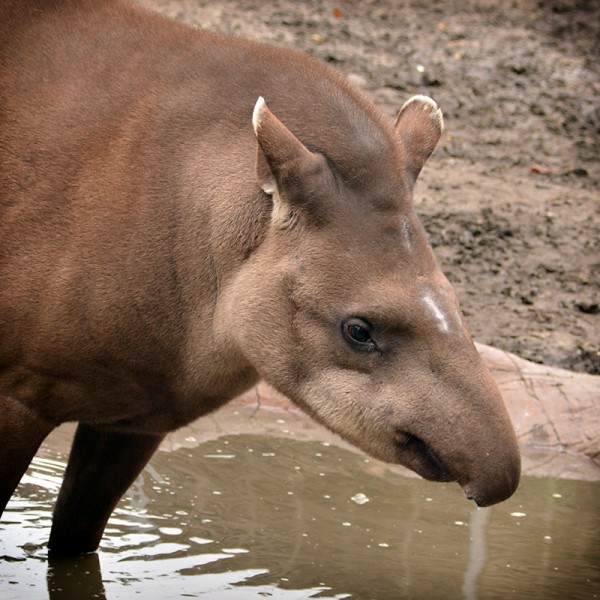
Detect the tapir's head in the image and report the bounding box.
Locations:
[227,94,520,506]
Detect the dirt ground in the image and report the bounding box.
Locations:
[138,0,599,374]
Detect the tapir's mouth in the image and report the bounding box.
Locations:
[394,431,456,483]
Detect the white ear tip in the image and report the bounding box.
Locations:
[401,95,438,112]
[401,95,444,130]
[252,96,266,134]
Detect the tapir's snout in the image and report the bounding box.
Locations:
[457,393,521,507]
[464,473,519,507]
[287,335,521,507]
[393,422,520,506]
[388,366,521,506]
[460,436,521,507]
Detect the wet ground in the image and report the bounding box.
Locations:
[2,431,599,600]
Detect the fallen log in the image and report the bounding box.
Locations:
[475,343,599,461]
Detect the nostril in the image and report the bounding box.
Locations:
[464,485,492,507]
[466,494,482,506]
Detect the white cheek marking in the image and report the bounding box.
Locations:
[422,292,451,333]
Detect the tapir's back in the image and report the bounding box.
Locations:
[0,0,393,195]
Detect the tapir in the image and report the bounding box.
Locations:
[0,0,520,556]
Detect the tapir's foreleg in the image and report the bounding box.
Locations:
[0,395,55,516]
[48,424,164,556]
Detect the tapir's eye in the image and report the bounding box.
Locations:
[342,318,378,351]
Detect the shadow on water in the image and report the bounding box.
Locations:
[1,435,599,599]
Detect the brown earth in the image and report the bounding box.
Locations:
[138,0,599,374]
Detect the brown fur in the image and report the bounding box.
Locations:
[0,0,520,555]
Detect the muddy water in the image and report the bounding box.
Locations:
[1,435,599,600]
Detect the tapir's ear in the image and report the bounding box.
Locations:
[394,95,444,182]
[252,97,319,227]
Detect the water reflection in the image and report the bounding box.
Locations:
[462,507,490,600]
[47,554,106,600]
[1,435,599,599]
